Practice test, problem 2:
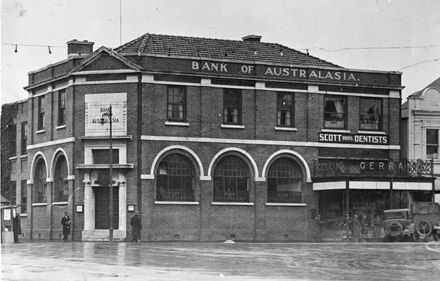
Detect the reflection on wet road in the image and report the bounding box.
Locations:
[2,242,440,280]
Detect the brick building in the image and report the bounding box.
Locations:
[1,34,435,241]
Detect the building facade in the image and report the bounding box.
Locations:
[401,77,440,203]
[1,34,434,241]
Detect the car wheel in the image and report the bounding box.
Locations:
[433,232,439,242]
[416,220,433,238]
[387,222,403,238]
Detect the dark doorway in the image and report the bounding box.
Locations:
[95,187,119,229]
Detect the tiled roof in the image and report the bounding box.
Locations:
[408,77,440,99]
[116,33,341,68]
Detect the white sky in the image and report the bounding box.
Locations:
[1,0,440,107]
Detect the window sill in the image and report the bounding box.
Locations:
[32,203,47,207]
[154,201,199,205]
[321,129,350,133]
[36,129,46,134]
[266,203,307,207]
[212,202,254,206]
[56,125,66,130]
[52,201,68,206]
[20,154,28,159]
[274,127,297,132]
[164,121,189,127]
[8,156,18,161]
[20,213,28,217]
[357,130,386,135]
[221,124,245,129]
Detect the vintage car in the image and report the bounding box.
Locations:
[382,209,415,242]
[383,202,440,242]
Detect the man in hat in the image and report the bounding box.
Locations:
[130,211,142,242]
[61,211,71,241]
[12,210,22,243]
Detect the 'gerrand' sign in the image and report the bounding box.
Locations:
[85,93,127,136]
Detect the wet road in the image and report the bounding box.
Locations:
[2,241,440,280]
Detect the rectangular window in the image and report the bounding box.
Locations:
[58,90,66,126]
[223,89,242,124]
[167,86,186,122]
[37,96,45,130]
[427,129,439,159]
[360,98,381,131]
[21,122,27,154]
[277,93,294,127]
[324,96,346,129]
[92,149,119,164]
[21,180,27,213]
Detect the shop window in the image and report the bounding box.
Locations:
[427,129,439,159]
[58,90,66,126]
[277,93,294,127]
[21,180,27,213]
[223,89,242,124]
[360,98,381,131]
[324,96,346,129]
[213,155,249,202]
[92,149,119,164]
[53,155,68,202]
[37,96,45,130]
[33,159,46,203]
[167,86,186,122]
[156,154,195,201]
[267,158,302,203]
[21,122,27,154]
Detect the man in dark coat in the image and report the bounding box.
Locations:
[61,212,71,241]
[12,211,22,243]
[130,212,142,242]
[351,214,361,243]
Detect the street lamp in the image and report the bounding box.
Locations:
[99,105,114,242]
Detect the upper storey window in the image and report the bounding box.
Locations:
[277,93,294,127]
[58,90,66,126]
[324,96,346,129]
[167,86,186,122]
[37,96,45,130]
[223,89,242,125]
[360,98,381,131]
[427,129,439,159]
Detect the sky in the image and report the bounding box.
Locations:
[1,0,440,107]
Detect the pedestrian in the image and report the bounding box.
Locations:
[373,215,383,240]
[351,214,361,243]
[12,210,22,243]
[61,211,71,241]
[130,211,142,242]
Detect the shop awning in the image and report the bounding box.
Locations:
[313,180,433,191]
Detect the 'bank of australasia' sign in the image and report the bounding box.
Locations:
[85,93,127,136]
[191,61,359,83]
[318,132,389,145]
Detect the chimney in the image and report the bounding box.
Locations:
[242,35,262,43]
[67,39,94,57]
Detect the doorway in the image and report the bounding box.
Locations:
[94,187,119,229]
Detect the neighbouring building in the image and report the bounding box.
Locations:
[402,77,440,203]
[1,34,435,242]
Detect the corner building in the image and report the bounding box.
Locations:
[3,34,434,242]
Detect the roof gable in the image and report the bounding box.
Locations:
[72,47,143,73]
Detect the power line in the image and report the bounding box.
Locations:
[2,42,65,48]
[308,44,440,52]
[398,58,440,70]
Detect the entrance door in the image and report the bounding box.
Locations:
[95,187,119,229]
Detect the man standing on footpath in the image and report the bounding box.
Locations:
[12,210,22,243]
[130,211,142,242]
[61,211,71,241]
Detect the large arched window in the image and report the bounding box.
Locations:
[213,155,250,202]
[53,155,68,202]
[156,153,195,201]
[267,157,303,203]
[33,159,47,203]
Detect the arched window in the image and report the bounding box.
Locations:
[156,154,195,201]
[267,157,303,203]
[33,159,47,203]
[53,155,68,202]
[213,155,250,202]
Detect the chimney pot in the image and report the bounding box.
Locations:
[242,35,262,42]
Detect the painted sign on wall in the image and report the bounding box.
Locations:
[85,93,127,136]
[318,132,389,145]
